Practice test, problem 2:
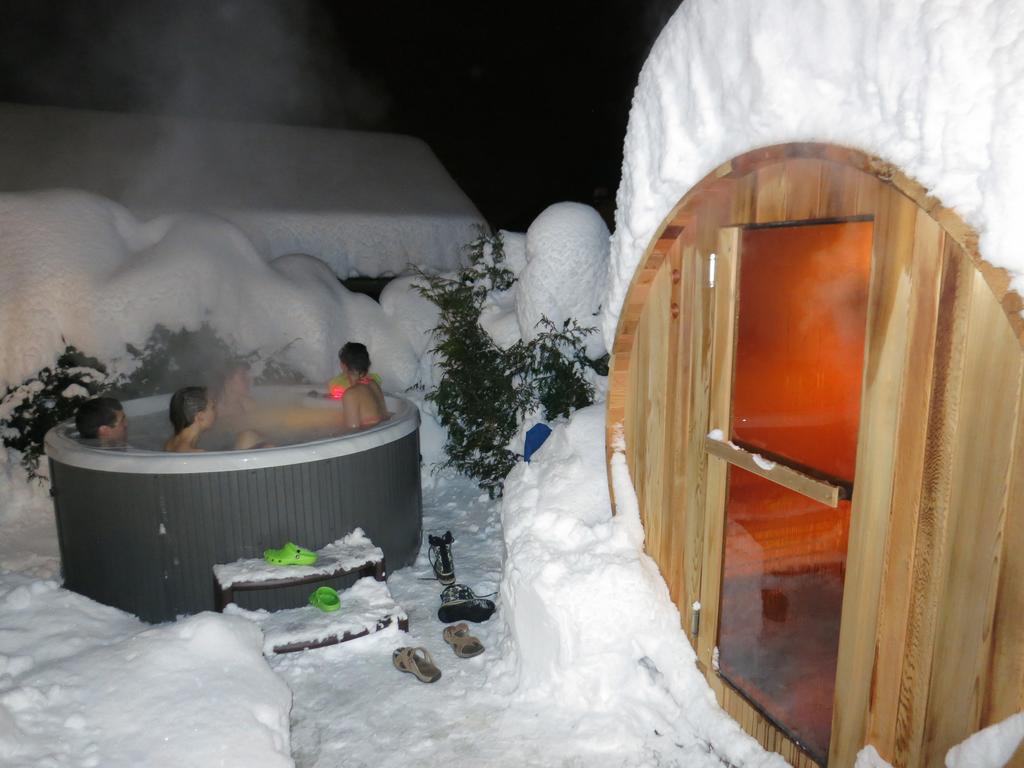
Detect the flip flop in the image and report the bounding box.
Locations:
[264,541,318,566]
[308,586,340,612]
[392,647,441,683]
[443,623,484,658]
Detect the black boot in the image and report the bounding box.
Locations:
[428,531,455,585]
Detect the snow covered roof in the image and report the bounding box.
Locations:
[0,102,485,277]
[603,0,1024,348]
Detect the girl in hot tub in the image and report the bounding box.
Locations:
[336,342,388,429]
[164,386,217,453]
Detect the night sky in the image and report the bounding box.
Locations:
[0,0,680,231]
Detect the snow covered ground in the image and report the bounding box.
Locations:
[2,408,1021,767]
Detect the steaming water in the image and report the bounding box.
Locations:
[115,392,354,452]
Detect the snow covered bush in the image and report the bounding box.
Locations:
[516,202,610,360]
[417,230,599,496]
[0,346,111,479]
[115,323,305,396]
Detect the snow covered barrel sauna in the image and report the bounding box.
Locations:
[606,142,1024,766]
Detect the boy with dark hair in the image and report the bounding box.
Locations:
[165,386,216,453]
[75,397,127,444]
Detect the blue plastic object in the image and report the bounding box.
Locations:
[523,423,552,463]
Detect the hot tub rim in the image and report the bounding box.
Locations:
[44,387,420,475]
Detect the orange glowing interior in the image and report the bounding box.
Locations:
[731,221,872,481]
[717,221,872,762]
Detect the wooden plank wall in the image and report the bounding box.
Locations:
[606,143,1024,768]
[921,261,1024,764]
[830,174,922,765]
[863,211,946,754]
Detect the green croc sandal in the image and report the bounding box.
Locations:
[264,541,318,566]
[308,586,340,612]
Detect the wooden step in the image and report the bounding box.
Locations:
[226,576,408,654]
[213,529,385,611]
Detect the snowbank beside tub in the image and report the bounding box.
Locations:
[0,190,419,393]
[0,450,59,579]
[604,0,1024,348]
[499,405,785,767]
[0,573,292,768]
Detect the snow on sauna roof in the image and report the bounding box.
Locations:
[0,102,485,276]
[603,0,1024,348]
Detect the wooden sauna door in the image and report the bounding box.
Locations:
[708,221,873,763]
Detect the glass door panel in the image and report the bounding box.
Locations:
[718,467,852,759]
[732,221,872,481]
[718,220,872,763]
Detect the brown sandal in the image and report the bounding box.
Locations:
[392,647,441,683]
[443,623,485,658]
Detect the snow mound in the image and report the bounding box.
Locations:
[0,573,291,768]
[0,190,421,392]
[500,230,529,278]
[0,102,485,278]
[379,274,439,361]
[498,405,786,767]
[517,203,609,359]
[604,0,1024,348]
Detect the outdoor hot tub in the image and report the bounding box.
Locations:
[44,386,422,623]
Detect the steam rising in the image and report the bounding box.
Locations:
[0,0,393,210]
[0,0,391,128]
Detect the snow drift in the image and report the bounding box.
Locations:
[498,406,787,767]
[0,573,292,768]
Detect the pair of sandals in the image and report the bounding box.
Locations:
[392,623,484,683]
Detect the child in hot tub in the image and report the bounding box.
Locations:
[328,345,382,400]
[333,342,388,429]
[75,396,128,446]
[210,361,273,449]
[164,386,216,452]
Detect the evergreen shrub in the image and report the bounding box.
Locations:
[0,346,111,479]
[416,230,603,496]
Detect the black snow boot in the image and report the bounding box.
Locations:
[428,531,456,585]
[437,583,496,624]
